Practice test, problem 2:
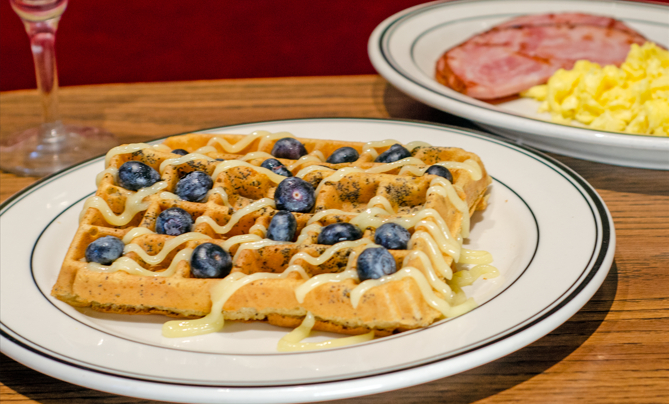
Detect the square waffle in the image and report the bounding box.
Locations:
[52,131,494,337]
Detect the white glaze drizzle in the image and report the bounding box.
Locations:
[221,234,263,251]
[277,312,374,352]
[96,167,118,187]
[80,181,168,226]
[295,268,358,303]
[459,249,493,265]
[451,264,500,288]
[289,239,373,267]
[159,153,215,173]
[88,132,495,345]
[123,232,210,265]
[409,230,453,280]
[350,267,475,318]
[367,195,395,214]
[159,191,181,200]
[206,187,231,207]
[398,159,482,181]
[295,223,323,244]
[348,207,395,229]
[295,165,334,179]
[427,177,470,237]
[121,227,155,244]
[162,266,310,338]
[194,198,276,235]
[193,145,218,154]
[402,250,454,300]
[314,167,364,195]
[362,139,401,158]
[364,157,425,173]
[239,151,275,161]
[87,248,193,278]
[152,144,172,153]
[232,239,291,264]
[405,141,431,151]
[287,154,323,171]
[206,131,295,154]
[162,272,245,338]
[211,160,286,184]
[249,223,267,237]
[414,219,459,260]
[306,209,356,225]
[104,143,151,167]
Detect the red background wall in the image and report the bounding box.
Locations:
[1,0,667,92]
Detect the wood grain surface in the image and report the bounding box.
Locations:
[1,75,668,404]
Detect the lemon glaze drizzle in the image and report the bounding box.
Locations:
[206,187,231,207]
[159,153,215,173]
[94,144,475,276]
[94,133,494,347]
[95,167,118,187]
[295,164,334,179]
[122,227,156,244]
[277,312,374,352]
[163,266,310,338]
[232,239,291,263]
[103,143,172,168]
[249,223,267,237]
[159,191,181,200]
[123,232,210,266]
[287,154,324,171]
[206,130,295,154]
[289,239,374,268]
[398,159,483,181]
[211,160,287,184]
[194,198,276,235]
[87,249,194,278]
[79,181,168,226]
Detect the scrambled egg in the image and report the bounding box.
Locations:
[521,42,669,136]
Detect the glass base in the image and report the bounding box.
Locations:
[0,122,118,177]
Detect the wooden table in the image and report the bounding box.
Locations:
[1,75,668,403]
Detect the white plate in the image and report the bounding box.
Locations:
[1,118,615,403]
[368,0,669,169]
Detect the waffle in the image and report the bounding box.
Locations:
[52,131,494,337]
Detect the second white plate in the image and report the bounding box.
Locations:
[368,0,669,169]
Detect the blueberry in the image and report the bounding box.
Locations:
[261,158,282,170]
[374,223,411,250]
[118,161,161,191]
[272,165,293,177]
[267,211,297,241]
[357,247,397,281]
[215,158,225,162]
[271,138,308,160]
[261,158,292,177]
[274,177,315,213]
[326,147,359,164]
[190,243,232,278]
[375,144,411,163]
[85,236,125,265]
[425,165,453,182]
[171,149,188,156]
[176,171,213,202]
[156,207,194,236]
[317,223,363,245]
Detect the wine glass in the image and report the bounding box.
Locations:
[0,0,118,177]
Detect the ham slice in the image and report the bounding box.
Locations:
[496,12,641,36]
[435,13,648,100]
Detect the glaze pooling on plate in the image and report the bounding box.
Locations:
[0,119,614,403]
[368,0,669,169]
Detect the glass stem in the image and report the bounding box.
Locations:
[24,17,63,139]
